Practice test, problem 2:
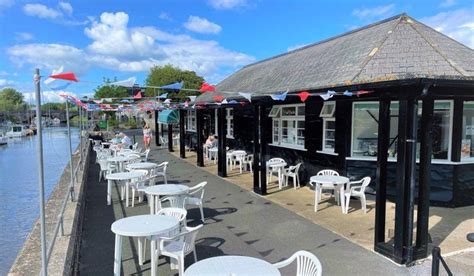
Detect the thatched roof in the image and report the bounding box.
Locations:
[216,13,474,94]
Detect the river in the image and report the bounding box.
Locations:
[0,126,79,275]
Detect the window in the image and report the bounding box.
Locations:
[226,108,234,138]
[461,102,474,160]
[320,102,335,117]
[271,104,305,149]
[320,102,336,152]
[351,101,453,160]
[186,110,196,132]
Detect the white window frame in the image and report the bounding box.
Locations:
[186,110,196,132]
[322,117,336,152]
[461,101,474,162]
[320,102,335,117]
[214,108,234,139]
[350,100,453,161]
[271,104,305,150]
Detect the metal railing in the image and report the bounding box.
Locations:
[431,246,453,276]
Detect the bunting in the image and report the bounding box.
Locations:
[110,77,136,87]
[298,91,310,102]
[133,91,143,99]
[49,72,78,82]
[213,95,224,102]
[158,93,168,99]
[270,91,288,101]
[160,81,183,90]
[238,92,252,102]
[189,96,197,102]
[200,82,215,92]
[44,66,64,84]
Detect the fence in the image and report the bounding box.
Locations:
[431,246,453,276]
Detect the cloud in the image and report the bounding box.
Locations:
[352,4,396,20]
[287,43,309,52]
[0,78,15,88]
[15,32,34,41]
[58,2,73,16]
[8,12,255,81]
[439,0,456,8]
[184,16,222,34]
[421,8,474,48]
[207,0,247,10]
[22,90,76,103]
[23,3,62,19]
[159,12,172,21]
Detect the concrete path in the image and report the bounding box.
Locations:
[79,146,410,275]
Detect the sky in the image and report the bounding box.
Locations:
[0,0,473,103]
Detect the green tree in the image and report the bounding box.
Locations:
[0,88,26,112]
[145,64,204,99]
[41,102,66,112]
[93,78,129,99]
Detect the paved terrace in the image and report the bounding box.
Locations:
[80,144,410,275]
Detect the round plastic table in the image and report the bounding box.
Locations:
[106,171,147,206]
[145,184,189,214]
[266,161,287,189]
[111,215,179,276]
[184,256,280,276]
[126,162,158,170]
[309,175,350,213]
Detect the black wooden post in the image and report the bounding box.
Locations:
[253,105,260,193]
[255,105,268,195]
[179,109,186,158]
[393,98,418,264]
[217,107,227,177]
[451,99,463,162]
[167,123,173,152]
[154,110,160,146]
[375,97,391,247]
[196,109,204,167]
[415,96,434,258]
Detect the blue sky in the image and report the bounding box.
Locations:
[0,0,473,102]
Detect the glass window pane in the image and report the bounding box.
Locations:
[352,103,379,157]
[298,106,305,116]
[282,107,296,116]
[432,102,451,160]
[462,102,474,159]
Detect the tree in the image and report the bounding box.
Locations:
[41,102,66,112]
[93,78,129,99]
[145,64,205,99]
[0,88,26,112]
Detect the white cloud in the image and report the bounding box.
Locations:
[8,12,255,81]
[0,0,14,8]
[439,0,456,8]
[15,32,34,41]
[184,16,222,34]
[352,4,396,20]
[0,78,15,87]
[23,3,62,19]
[22,90,76,103]
[159,12,172,21]
[207,0,247,10]
[287,43,309,52]
[58,2,73,16]
[421,9,474,48]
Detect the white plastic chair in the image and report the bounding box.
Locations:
[151,161,168,184]
[159,224,203,276]
[267,157,285,184]
[232,151,247,174]
[128,170,149,207]
[242,154,254,174]
[127,153,141,164]
[283,163,302,189]
[311,169,340,204]
[159,194,187,212]
[97,158,109,182]
[344,177,371,214]
[132,142,138,150]
[157,207,188,228]
[273,250,322,276]
[142,149,150,162]
[185,182,207,222]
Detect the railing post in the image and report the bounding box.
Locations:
[59,214,64,236]
[431,247,440,276]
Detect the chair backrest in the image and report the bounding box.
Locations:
[132,142,138,150]
[180,224,203,254]
[161,195,187,209]
[157,161,168,173]
[157,207,187,224]
[144,149,151,161]
[358,176,371,192]
[244,154,254,163]
[289,162,302,173]
[269,157,285,163]
[317,169,339,176]
[275,250,322,276]
[188,181,207,199]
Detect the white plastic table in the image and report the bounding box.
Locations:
[111,215,179,276]
[266,160,287,189]
[108,155,136,172]
[208,148,218,164]
[184,256,280,276]
[145,184,190,214]
[309,175,350,213]
[126,162,158,170]
[106,171,147,206]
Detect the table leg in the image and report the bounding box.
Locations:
[150,195,155,215]
[113,234,122,276]
[278,168,282,189]
[339,185,345,214]
[150,239,158,276]
[138,237,144,265]
[125,182,129,207]
[315,184,320,212]
[107,179,112,205]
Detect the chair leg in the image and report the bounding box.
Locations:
[178,255,185,276]
[199,204,204,222]
[193,249,197,262]
[131,189,135,207]
[164,175,167,184]
[345,195,350,214]
[361,195,367,213]
[315,185,320,212]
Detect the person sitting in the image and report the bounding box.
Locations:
[119,132,133,149]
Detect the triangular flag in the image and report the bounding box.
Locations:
[343,90,353,97]
[239,92,252,102]
[133,91,142,99]
[213,95,224,102]
[200,82,215,92]
[327,90,336,95]
[228,100,238,104]
[271,91,288,101]
[222,99,228,104]
[44,66,64,84]
[50,72,78,82]
[160,81,183,90]
[356,90,373,97]
[110,77,136,87]
[48,82,71,91]
[158,93,168,99]
[164,99,171,104]
[189,96,197,102]
[320,93,333,101]
[298,91,310,102]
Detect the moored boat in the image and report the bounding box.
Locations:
[6,125,28,138]
[0,133,7,145]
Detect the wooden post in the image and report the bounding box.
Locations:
[255,105,267,195]
[253,105,260,193]
[196,109,204,167]
[451,99,463,162]
[179,109,186,158]
[217,107,227,177]
[167,123,173,152]
[154,110,160,146]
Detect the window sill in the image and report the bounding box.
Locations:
[346,156,472,165]
[226,136,234,139]
[186,130,196,133]
[316,150,338,156]
[269,143,307,151]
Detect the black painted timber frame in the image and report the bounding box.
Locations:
[167,124,173,152]
[196,109,204,167]
[154,110,160,146]
[179,109,186,158]
[217,107,227,177]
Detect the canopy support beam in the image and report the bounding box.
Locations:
[217,107,227,177]
[167,124,173,152]
[154,110,160,147]
[253,105,267,195]
[179,109,186,158]
[196,109,204,167]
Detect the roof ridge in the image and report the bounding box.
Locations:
[350,15,404,82]
[407,17,469,76]
[240,13,408,69]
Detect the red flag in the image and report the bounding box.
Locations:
[356,90,373,97]
[200,82,215,92]
[49,72,78,82]
[212,95,224,102]
[133,91,142,99]
[298,91,310,102]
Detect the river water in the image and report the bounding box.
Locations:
[0,127,79,275]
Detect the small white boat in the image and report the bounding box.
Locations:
[0,133,7,145]
[52,117,61,126]
[6,125,28,138]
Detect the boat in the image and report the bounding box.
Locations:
[0,133,7,145]
[52,117,61,126]
[6,125,28,138]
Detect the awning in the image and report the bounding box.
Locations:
[158,109,179,124]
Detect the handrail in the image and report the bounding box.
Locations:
[431,246,453,276]
[45,135,89,264]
